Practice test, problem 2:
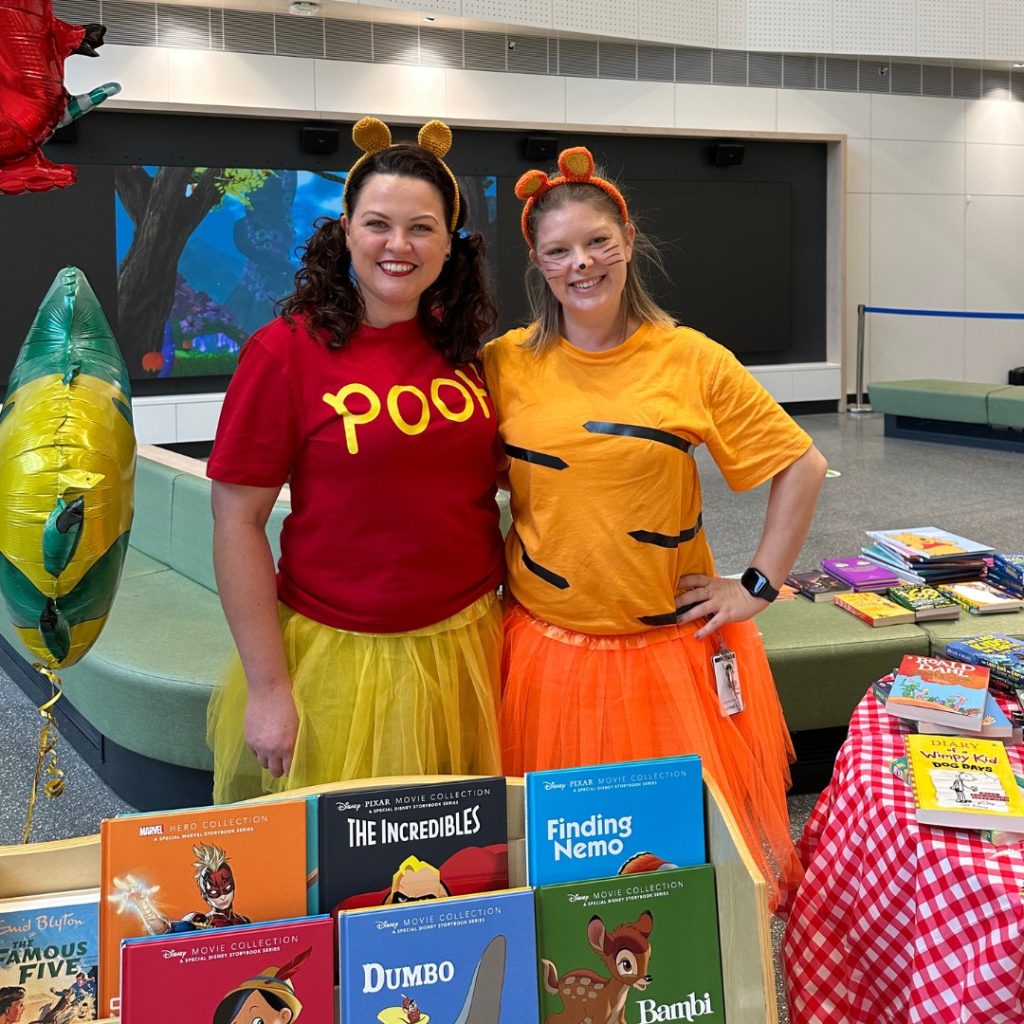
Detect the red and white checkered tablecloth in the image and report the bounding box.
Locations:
[782,684,1024,1024]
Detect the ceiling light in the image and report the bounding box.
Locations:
[423,15,437,21]
[289,1,318,15]
[1014,62,1024,68]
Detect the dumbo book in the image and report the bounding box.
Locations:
[337,887,540,1024]
[534,865,724,1024]
[98,799,308,1018]
[119,915,335,1022]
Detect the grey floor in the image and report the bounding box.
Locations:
[0,410,1021,1021]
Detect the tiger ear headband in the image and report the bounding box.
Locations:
[515,146,629,246]
[341,116,460,232]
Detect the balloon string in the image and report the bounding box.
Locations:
[21,665,66,844]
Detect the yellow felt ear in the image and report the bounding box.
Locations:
[418,120,453,159]
[352,116,392,155]
[559,146,595,180]
[515,170,550,200]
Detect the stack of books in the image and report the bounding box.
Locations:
[886,584,961,622]
[945,634,1024,697]
[863,527,993,586]
[785,568,852,602]
[989,553,1024,598]
[938,580,1024,615]
[820,556,901,592]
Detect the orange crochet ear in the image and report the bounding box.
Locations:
[558,147,595,180]
[515,170,551,201]
[418,120,452,159]
[351,116,392,155]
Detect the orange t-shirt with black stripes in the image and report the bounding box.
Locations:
[482,322,813,635]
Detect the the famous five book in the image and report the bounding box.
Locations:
[885,654,990,731]
[317,778,509,914]
[337,887,540,1023]
[534,865,725,1024]
[98,798,309,1018]
[524,755,704,887]
[119,915,335,1022]
[904,733,1024,832]
[0,888,100,1023]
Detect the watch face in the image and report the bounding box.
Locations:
[742,568,774,599]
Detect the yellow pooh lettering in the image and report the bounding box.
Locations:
[322,377,491,453]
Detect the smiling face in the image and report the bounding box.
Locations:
[227,990,293,1024]
[342,172,451,328]
[530,198,635,335]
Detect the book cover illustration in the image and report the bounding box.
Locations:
[905,733,1024,831]
[866,527,994,562]
[945,634,1024,690]
[535,866,724,1024]
[525,755,704,887]
[833,591,916,626]
[938,580,1024,614]
[318,779,508,915]
[885,654,989,731]
[993,553,1024,584]
[337,888,540,1024]
[99,799,308,1018]
[887,585,960,621]
[916,690,1024,742]
[820,557,899,590]
[784,569,851,602]
[0,889,99,1024]
[119,915,334,1023]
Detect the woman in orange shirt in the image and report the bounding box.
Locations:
[483,147,828,908]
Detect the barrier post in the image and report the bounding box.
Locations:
[848,303,872,414]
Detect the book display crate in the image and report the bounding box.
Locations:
[0,774,776,1024]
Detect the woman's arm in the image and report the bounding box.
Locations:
[677,444,829,639]
[212,480,298,778]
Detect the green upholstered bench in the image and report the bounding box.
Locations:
[917,611,1024,658]
[868,379,1024,451]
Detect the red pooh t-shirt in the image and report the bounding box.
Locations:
[207,314,504,632]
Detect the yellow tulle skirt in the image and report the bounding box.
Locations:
[499,603,802,911]
[207,591,503,804]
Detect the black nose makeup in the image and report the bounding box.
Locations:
[578,262,586,270]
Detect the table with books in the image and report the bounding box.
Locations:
[782,671,1024,1024]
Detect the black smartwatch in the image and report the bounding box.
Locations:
[740,566,779,603]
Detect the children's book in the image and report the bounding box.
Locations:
[885,654,990,731]
[337,887,540,1024]
[938,580,1024,615]
[534,865,725,1024]
[916,690,1024,743]
[867,527,994,562]
[944,633,1024,693]
[524,755,704,887]
[992,553,1024,585]
[986,567,1024,599]
[785,569,852,602]
[119,915,334,1021]
[904,733,1024,832]
[887,584,961,621]
[0,888,99,1023]
[317,778,508,915]
[820,556,900,591]
[99,798,309,1018]
[833,591,916,626]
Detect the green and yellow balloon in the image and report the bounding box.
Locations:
[0,267,135,836]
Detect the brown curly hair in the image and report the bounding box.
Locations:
[278,144,497,365]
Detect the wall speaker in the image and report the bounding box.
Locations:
[525,135,557,161]
[711,143,745,167]
[301,125,340,155]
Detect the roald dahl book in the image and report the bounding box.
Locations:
[0,888,99,1023]
[337,887,540,1024]
[99,799,308,1018]
[534,865,724,1024]
[525,755,704,887]
[119,915,334,1022]
[318,778,508,915]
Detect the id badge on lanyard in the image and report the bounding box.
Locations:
[711,634,743,717]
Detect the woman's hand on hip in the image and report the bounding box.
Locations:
[243,681,299,778]
[673,574,769,640]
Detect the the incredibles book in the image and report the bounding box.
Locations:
[0,887,99,1022]
[337,887,540,1023]
[317,778,508,915]
[120,915,334,1022]
[534,866,725,1024]
[98,798,308,1018]
[524,755,704,886]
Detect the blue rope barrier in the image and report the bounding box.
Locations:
[862,306,1024,320]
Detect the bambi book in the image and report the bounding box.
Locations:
[337,887,540,1023]
[524,755,704,887]
[904,733,1024,832]
[885,654,990,731]
[98,798,309,1018]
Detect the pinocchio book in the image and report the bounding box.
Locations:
[119,915,334,1022]
[98,799,308,1018]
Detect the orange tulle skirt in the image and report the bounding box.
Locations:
[499,602,802,911]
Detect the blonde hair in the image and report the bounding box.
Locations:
[192,842,228,883]
[521,180,675,354]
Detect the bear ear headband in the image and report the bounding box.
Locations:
[341,116,460,232]
[514,146,629,246]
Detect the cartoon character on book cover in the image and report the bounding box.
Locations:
[211,947,311,1024]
